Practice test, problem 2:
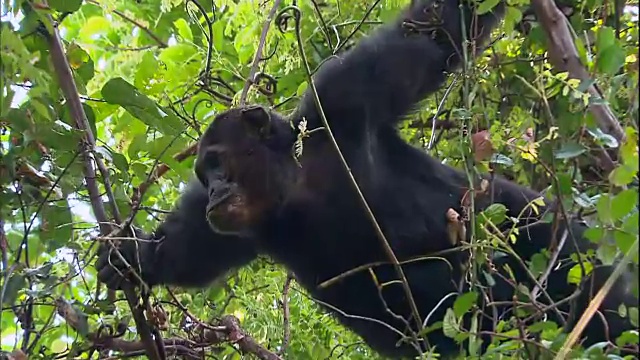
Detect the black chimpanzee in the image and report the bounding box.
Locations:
[97,0,638,357]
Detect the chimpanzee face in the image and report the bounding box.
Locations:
[195,105,295,235]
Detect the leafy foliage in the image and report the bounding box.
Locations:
[0,0,638,359]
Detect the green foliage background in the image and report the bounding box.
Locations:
[0,0,638,359]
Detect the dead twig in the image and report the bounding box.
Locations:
[278,273,293,355]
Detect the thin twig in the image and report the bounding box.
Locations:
[239,0,283,105]
[278,273,293,355]
[530,229,568,301]
[428,76,458,150]
[86,0,167,48]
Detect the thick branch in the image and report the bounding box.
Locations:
[90,316,282,360]
[220,315,283,360]
[43,11,162,360]
[530,0,626,143]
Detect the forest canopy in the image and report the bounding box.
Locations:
[0,0,638,359]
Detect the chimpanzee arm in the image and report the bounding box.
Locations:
[294,0,505,132]
[97,179,257,289]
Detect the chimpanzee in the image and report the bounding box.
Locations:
[97,0,638,357]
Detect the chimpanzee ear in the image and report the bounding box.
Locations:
[241,105,271,138]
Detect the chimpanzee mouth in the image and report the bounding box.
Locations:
[205,185,250,235]
[207,186,233,210]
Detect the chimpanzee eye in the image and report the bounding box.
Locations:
[204,152,221,169]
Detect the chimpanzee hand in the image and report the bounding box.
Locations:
[95,227,156,290]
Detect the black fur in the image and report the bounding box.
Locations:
[97,0,637,357]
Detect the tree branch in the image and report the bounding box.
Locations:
[530,0,626,144]
[43,10,163,360]
[239,0,283,105]
[220,315,283,360]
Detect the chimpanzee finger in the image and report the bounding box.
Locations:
[96,250,119,275]
[97,267,119,289]
[98,258,133,290]
[96,247,127,283]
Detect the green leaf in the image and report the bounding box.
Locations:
[50,339,67,353]
[620,128,639,167]
[101,77,184,135]
[528,321,558,333]
[83,103,98,138]
[577,78,596,93]
[529,253,548,276]
[619,303,628,317]
[468,314,482,356]
[418,321,443,337]
[482,270,496,287]
[174,18,193,42]
[597,45,625,75]
[297,81,308,97]
[234,25,257,65]
[596,27,616,51]
[67,43,95,84]
[557,173,573,196]
[596,243,617,266]
[622,211,639,235]
[629,307,639,327]
[79,16,111,43]
[503,6,522,32]
[112,152,129,173]
[59,103,97,138]
[567,262,594,285]
[158,43,198,65]
[49,0,82,13]
[40,202,73,251]
[609,164,638,187]
[613,229,635,255]
[2,273,26,306]
[2,87,15,116]
[554,143,587,159]
[610,188,638,222]
[477,0,501,15]
[30,97,52,121]
[453,291,478,317]
[616,329,639,347]
[443,308,460,338]
[135,52,159,87]
[584,226,605,243]
[481,203,508,225]
[596,194,613,223]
